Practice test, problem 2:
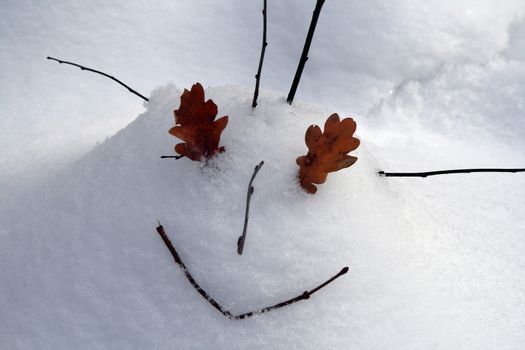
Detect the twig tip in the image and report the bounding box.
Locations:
[160,155,183,159]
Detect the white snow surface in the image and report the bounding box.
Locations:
[1,84,524,349]
[2,1,525,348]
[2,0,525,187]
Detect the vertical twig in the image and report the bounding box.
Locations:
[286,0,326,104]
[237,161,264,255]
[252,0,268,108]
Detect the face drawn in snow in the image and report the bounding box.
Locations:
[157,83,360,319]
[45,56,362,321]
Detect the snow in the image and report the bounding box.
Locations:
[2,1,524,185]
[2,83,525,349]
[1,1,525,349]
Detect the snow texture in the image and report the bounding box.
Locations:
[2,84,525,349]
[1,1,525,349]
[2,0,525,186]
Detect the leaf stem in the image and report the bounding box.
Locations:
[160,155,184,159]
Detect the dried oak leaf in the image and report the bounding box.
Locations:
[169,83,228,161]
[296,113,360,194]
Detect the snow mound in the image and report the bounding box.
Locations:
[1,84,525,349]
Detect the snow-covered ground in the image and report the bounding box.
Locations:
[1,1,525,349]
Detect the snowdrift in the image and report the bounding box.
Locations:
[1,84,524,349]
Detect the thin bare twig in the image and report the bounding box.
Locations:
[47,56,149,102]
[237,161,264,255]
[155,223,348,320]
[378,168,525,178]
[233,266,348,319]
[160,155,184,159]
[156,223,229,316]
[252,0,268,108]
[286,0,326,104]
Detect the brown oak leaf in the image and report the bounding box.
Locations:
[296,113,360,194]
[169,83,228,161]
